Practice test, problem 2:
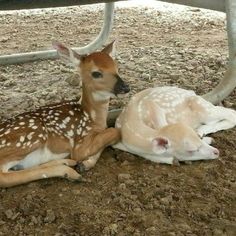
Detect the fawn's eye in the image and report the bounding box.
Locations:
[187,148,199,155]
[92,71,103,79]
[187,150,194,155]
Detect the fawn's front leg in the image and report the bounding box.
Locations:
[72,128,120,170]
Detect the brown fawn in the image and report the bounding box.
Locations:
[0,41,130,187]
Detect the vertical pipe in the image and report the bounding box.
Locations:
[203,0,236,104]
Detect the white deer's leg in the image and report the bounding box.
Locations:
[197,107,236,136]
[140,154,176,165]
[188,97,236,135]
[198,119,236,136]
[202,137,214,145]
[185,154,218,161]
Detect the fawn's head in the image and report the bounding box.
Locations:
[53,41,130,101]
[152,123,219,161]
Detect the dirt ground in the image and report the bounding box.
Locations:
[0,3,236,236]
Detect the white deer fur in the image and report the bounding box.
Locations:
[113,86,236,164]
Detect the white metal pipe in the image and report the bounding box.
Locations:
[226,0,236,61]
[0,2,115,65]
[157,0,225,12]
[203,0,236,104]
[203,55,236,104]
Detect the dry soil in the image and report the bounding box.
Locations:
[0,3,235,236]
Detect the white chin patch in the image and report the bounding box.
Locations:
[117,93,129,98]
[92,91,113,101]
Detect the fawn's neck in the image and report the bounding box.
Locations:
[81,84,109,129]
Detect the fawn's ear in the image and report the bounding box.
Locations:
[52,41,82,67]
[101,40,116,58]
[152,137,170,154]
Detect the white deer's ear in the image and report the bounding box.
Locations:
[101,40,116,58]
[52,41,81,67]
[152,137,170,154]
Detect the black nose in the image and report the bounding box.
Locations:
[114,76,130,95]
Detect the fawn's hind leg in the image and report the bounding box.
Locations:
[197,107,236,136]
[0,160,82,187]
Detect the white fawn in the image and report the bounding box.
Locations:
[113,86,236,164]
[0,41,130,187]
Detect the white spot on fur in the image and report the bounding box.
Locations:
[81,130,87,137]
[16,142,21,147]
[86,126,92,131]
[4,129,10,135]
[77,128,82,135]
[1,139,6,145]
[69,111,74,116]
[90,110,96,121]
[59,123,66,129]
[67,130,74,137]
[63,117,71,124]
[27,132,34,140]
[20,136,25,142]
[84,111,89,117]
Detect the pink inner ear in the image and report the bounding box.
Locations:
[154,137,168,147]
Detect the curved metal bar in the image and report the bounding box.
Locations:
[157,0,225,12]
[203,0,236,104]
[0,2,115,65]
[203,55,236,104]
[225,0,236,61]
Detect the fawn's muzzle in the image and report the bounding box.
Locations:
[114,76,130,95]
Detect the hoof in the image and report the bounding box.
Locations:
[71,176,86,183]
[75,163,86,173]
[173,157,180,166]
[68,176,85,183]
[184,160,192,165]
